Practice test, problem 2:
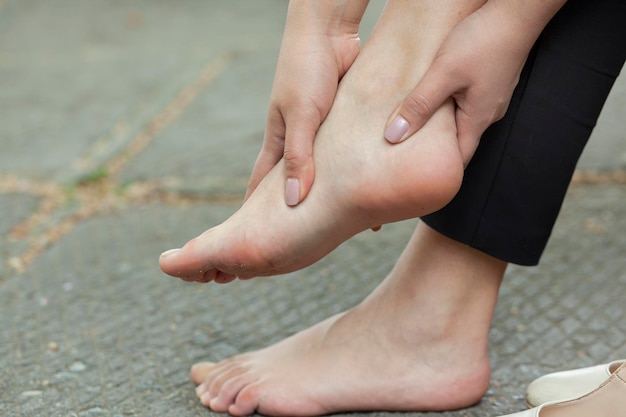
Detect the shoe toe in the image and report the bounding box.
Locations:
[525,360,624,407]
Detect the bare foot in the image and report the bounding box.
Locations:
[159,1,472,282]
[189,223,505,416]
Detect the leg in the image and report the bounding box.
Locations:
[159,0,487,282]
[191,222,506,415]
[178,1,504,414]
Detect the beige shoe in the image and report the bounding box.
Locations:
[525,359,625,407]
[498,362,626,417]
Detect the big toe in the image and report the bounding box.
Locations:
[190,362,216,384]
[159,243,217,282]
[159,248,184,275]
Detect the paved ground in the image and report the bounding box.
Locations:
[1,1,625,416]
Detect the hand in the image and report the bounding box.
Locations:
[384,0,566,163]
[246,1,368,206]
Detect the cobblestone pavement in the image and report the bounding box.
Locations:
[1,1,625,416]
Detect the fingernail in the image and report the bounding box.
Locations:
[285,178,300,206]
[384,115,409,143]
[160,248,180,259]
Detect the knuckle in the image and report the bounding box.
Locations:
[283,140,313,170]
[403,92,433,121]
[282,148,307,170]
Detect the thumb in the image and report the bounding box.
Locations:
[455,109,488,166]
[384,64,457,144]
[282,111,320,206]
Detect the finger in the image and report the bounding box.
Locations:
[384,61,460,144]
[282,109,320,206]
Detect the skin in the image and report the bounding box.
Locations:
[161,1,510,415]
[247,0,568,207]
[159,0,485,283]
[246,0,370,206]
[160,0,570,415]
[190,223,507,416]
[384,0,569,146]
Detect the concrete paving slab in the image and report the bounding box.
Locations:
[0,0,288,183]
[119,1,386,195]
[1,0,625,416]
[0,203,239,417]
[580,70,626,170]
[0,192,41,280]
[0,193,39,236]
[119,49,277,191]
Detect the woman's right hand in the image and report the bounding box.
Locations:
[246,0,369,206]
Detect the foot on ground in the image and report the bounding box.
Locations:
[189,242,494,416]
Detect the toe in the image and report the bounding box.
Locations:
[199,391,212,407]
[206,363,248,399]
[159,237,215,281]
[190,362,216,385]
[195,382,208,399]
[209,374,254,413]
[229,383,263,417]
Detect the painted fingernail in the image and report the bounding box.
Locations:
[384,115,409,143]
[160,248,180,258]
[285,178,300,206]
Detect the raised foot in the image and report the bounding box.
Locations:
[159,91,463,282]
[159,0,472,283]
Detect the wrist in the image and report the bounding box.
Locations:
[483,0,567,41]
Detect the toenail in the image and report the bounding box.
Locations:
[209,396,219,408]
[200,392,212,406]
[160,248,180,258]
[195,383,206,398]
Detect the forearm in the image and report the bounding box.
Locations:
[482,0,568,50]
[286,0,370,35]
